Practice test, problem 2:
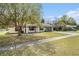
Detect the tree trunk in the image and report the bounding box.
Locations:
[18,25,22,36]
[15,21,18,31]
[25,24,26,34]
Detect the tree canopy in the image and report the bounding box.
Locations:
[0,3,42,36]
[53,15,77,26]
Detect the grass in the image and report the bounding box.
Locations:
[47,35,79,56]
[0,32,66,56]
[0,43,56,56]
[0,32,65,47]
[0,34,79,56]
[76,30,79,33]
[33,32,65,38]
[0,34,45,47]
[0,31,8,36]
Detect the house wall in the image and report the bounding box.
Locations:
[24,26,53,33]
[35,27,40,32]
[52,27,54,31]
[8,27,17,33]
[8,24,54,34]
[23,26,41,33]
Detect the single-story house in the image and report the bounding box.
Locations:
[8,24,53,33]
[65,25,77,31]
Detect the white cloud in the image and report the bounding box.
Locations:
[43,16,56,24]
[44,16,55,21]
[44,8,79,24]
[66,8,79,18]
[66,8,79,23]
[55,8,79,24]
[58,15,63,18]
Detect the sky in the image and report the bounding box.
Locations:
[42,3,79,24]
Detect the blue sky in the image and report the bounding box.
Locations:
[42,3,79,23]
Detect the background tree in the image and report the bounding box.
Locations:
[53,15,77,31]
[67,17,76,25]
[41,18,45,23]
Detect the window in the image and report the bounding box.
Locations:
[40,27,43,30]
[29,26,36,31]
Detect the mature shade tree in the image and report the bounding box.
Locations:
[0,3,42,36]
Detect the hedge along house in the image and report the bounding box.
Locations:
[22,24,54,34]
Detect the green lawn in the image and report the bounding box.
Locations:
[0,32,65,47]
[0,34,79,56]
[0,32,66,56]
[47,35,79,56]
[0,31,7,36]
[76,30,79,33]
[0,34,45,47]
[33,32,65,38]
[0,43,56,56]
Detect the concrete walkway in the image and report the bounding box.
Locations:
[0,32,79,51]
[54,31,79,35]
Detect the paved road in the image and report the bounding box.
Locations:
[0,32,79,51]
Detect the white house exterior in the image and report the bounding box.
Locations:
[8,24,53,33]
[23,24,53,33]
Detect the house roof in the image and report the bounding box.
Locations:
[26,24,37,26]
[25,24,53,27]
[66,25,76,27]
[43,24,52,27]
